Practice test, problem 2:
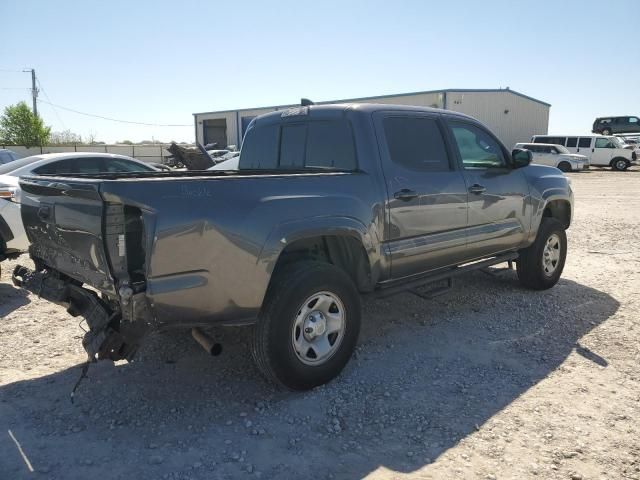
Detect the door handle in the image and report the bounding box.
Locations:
[469,184,486,194]
[393,189,418,201]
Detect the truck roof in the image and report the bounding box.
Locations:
[252,102,476,124]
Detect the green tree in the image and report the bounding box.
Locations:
[0,102,51,147]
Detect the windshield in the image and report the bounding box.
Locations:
[0,155,43,175]
[610,137,625,148]
[555,145,570,154]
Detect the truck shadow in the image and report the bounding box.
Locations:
[0,272,619,480]
[0,282,30,317]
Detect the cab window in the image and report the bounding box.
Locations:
[578,138,592,148]
[450,123,506,169]
[239,120,356,170]
[383,116,451,171]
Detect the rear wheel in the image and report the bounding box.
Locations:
[557,161,572,172]
[250,261,361,390]
[612,158,629,171]
[517,217,567,290]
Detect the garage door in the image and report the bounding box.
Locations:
[203,119,227,147]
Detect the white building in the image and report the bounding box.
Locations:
[193,88,550,150]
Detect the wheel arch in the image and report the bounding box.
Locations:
[542,199,572,229]
[258,217,382,297]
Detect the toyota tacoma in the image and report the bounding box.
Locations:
[13,103,573,390]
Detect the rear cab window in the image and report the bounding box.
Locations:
[239,118,357,171]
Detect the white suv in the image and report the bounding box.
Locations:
[514,143,589,172]
[531,135,636,171]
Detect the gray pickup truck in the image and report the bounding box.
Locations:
[14,103,573,390]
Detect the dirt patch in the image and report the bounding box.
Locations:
[1,169,639,480]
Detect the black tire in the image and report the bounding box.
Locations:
[250,261,361,390]
[602,128,611,135]
[611,158,629,171]
[517,217,567,290]
[557,161,572,172]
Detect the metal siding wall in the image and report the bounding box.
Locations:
[333,93,444,108]
[194,112,236,145]
[446,91,549,149]
[194,91,548,150]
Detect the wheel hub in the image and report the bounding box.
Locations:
[303,311,327,340]
[291,291,346,366]
[542,233,561,275]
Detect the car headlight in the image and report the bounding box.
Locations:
[0,186,17,202]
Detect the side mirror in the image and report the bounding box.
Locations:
[512,148,532,168]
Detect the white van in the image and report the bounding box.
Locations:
[531,135,636,171]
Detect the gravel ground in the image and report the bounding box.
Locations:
[1,169,639,480]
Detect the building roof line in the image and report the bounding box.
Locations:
[193,88,550,116]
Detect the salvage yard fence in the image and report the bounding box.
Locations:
[1,144,180,164]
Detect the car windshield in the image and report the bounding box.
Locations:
[0,155,44,175]
[555,145,570,154]
[610,137,625,148]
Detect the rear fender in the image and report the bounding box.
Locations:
[258,215,384,295]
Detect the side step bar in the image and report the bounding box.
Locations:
[373,252,518,299]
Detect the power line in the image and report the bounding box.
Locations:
[0,87,30,90]
[0,69,25,73]
[37,99,191,127]
[36,77,66,130]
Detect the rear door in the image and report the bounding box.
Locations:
[446,119,529,259]
[374,112,469,278]
[565,136,579,153]
[533,145,555,166]
[575,137,593,159]
[19,177,116,294]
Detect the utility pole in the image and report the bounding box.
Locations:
[23,68,38,117]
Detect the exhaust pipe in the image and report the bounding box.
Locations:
[191,328,222,356]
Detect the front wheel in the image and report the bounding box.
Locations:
[250,261,361,390]
[517,218,567,290]
[557,161,572,172]
[612,158,629,171]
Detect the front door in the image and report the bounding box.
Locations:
[592,137,615,165]
[446,120,530,260]
[374,112,469,279]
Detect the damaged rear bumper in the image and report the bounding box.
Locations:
[12,265,151,361]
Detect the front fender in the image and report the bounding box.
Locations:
[522,165,574,244]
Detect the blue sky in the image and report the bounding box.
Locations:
[1,0,638,143]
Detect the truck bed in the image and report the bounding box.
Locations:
[18,168,378,328]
